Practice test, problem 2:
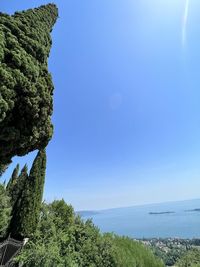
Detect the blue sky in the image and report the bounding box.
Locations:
[1,0,200,210]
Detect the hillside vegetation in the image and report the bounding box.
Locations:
[176,249,200,267]
[15,199,164,267]
[0,181,164,266]
[108,235,164,267]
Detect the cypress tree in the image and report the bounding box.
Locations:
[0,163,9,177]
[8,150,46,240]
[7,164,28,206]
[0,183,11,238]
[6,163,19,192]
[0,4,58,165]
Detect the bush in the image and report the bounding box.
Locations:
[106,234,164,267]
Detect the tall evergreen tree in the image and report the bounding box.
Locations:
[0,4,58,165]
[8,150,46,240]
[0,163,9,177]
[6,163,19,193]
[7,164,28,206]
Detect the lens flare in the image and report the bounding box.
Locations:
[182,0,190,47]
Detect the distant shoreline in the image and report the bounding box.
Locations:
[76,198,200,213]
[76,211,100,217]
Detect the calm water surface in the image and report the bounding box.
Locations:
[83,199,200,238]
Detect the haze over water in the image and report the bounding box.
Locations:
[83,199,200,238]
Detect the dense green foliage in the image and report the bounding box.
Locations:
[109,235,164,267]
[13,199,164,267]
[0,4,58,165]
[16,200,115,267]
[8,150,46,240]
[176,249,200,267]
[154,246,182,266]
[0,183,11,238]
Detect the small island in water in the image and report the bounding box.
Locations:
[149,211,175,215]
[185,208,200,212]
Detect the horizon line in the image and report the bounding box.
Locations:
[76,197,200,212]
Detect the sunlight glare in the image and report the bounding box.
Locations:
[182,0,190,47]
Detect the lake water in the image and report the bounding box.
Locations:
[82,199,200,238]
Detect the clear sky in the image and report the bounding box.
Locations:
[1,0,200,210]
